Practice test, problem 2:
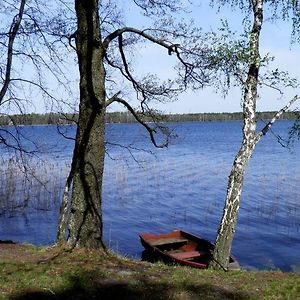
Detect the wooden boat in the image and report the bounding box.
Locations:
[140,229,240,270]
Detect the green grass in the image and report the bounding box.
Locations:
[0,244,299,300]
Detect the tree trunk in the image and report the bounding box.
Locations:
[209,139,259,269]
[209,0,263,270]
[64,0,106,248]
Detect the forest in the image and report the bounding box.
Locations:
[0,110,299,125]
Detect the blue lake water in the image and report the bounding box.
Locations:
[0,121,299,272]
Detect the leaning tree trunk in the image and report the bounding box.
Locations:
[209,136,260,269]
[63,0,106,249]
[209,0,263,270]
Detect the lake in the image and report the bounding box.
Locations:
[0,121,299,272]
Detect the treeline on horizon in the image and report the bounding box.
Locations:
[0,111,299,126]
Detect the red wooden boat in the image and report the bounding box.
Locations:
[140,229,240,270]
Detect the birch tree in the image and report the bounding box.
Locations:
[209,0,300,270]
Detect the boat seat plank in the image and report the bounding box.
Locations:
[149,237,188,246]
[171,251,201,260]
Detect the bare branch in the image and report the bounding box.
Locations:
[0,0,26,105]
[107,95,169,148]
[105,141,155,164]
[104,31,185,111]
[117,34,148,109]
[103,27,174,53]
[56,124,76,141]
[0,127,37,154]
[9,78,57,101]
[133,0,186,16]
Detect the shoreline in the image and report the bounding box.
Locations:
[0,111,299,126]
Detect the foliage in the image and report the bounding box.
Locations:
[210,0,300,41]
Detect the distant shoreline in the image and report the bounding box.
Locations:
[0,111,299,126]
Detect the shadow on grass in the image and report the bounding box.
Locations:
[11,270,252,300]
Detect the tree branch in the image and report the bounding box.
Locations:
[106,95,169,148]
[0,0,26,105]
[9,78,58,102]
[117,33,148,109]
[260,95,299,136]
[105,141,154,164]
[103,27,175,54]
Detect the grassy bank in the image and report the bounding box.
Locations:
[0,244,299,299]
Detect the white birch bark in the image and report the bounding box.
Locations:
[209,0,263,270]
[210,0,299,270]
[56,173,73,243]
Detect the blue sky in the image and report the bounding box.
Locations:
[118,1,300,114]
[2,1,300,114]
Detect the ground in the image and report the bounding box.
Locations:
[0,243,300,299]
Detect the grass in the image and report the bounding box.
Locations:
[0,244,300,299]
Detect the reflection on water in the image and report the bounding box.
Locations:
[0,121,299,271]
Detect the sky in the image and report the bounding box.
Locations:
[119,1,300,114]
[2,1,300,115]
